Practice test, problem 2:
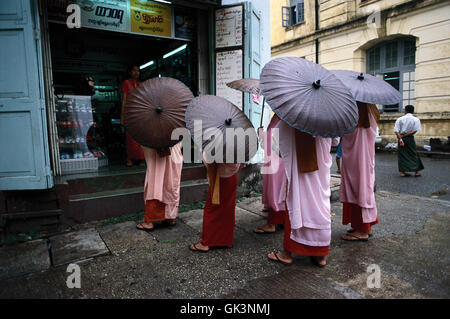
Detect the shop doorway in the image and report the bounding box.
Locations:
[48,23,197,175]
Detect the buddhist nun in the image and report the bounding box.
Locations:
[339,102,379,241]
[190,152,242,252]
[254,114,287,234]
[268,120,339,267]
[136,144,183,231]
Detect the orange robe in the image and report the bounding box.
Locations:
[143,143,183,222]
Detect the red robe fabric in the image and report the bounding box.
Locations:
[200,174,238,248]
[342,203,379,233]
[283,211,329,257]
[122,79,144,161]
[144,199,166,222]
[268,209,285,225]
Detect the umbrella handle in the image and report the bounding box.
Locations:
[259,97,265,128]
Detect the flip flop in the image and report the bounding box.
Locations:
[347,228,372,237]
[341,233,369,241]
[189,243,209,253]
[268,251,292,266]
[309,256,326,268]
[253,226,276,234]
[136,223,154,232]
[400,173,411,177]
[165,220,176,227]
[414,174,422,177]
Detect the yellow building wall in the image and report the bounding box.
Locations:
[270,0,450,146]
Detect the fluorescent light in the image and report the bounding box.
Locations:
[163,44,187,59]
[139,60,154,69]
[153,0,172,4]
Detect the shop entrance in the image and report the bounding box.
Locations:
[48,22,197,175]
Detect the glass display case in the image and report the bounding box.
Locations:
[55,95,107,174]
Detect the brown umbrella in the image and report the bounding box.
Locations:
[125,77,194,149]
[226,78,267,128]
[185,95,258,163]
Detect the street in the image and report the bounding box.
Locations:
[1,152,449,300]
[332,152,450,201]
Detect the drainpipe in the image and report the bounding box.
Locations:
[315,0,319,64]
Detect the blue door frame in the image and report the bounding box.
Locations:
[0,0,53,190]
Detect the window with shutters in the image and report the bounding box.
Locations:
[281,0,304,28]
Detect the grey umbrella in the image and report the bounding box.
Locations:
[185,95,258,163]
[226,78,266,128]
[332,70,402,105]
[260,57,358,137]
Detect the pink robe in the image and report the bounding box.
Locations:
[261,116,287,212]
[278,120,339,247]
[339,111,378,223]
[143,143,183,220]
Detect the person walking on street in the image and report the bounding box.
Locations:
[394,105,424,177]
[335,140,342,174]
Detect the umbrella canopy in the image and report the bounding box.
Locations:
[226,78,261,95]
[332,70,401,105]
[260,57,358,137]
[226,78,267,128]
[185,95,258,163]
[125,77,194,149]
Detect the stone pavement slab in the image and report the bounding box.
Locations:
[0,191,449,299]
[0,239,50,281]
[97,221,155,255]
[50,228,109,267]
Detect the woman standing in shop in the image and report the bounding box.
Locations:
[121,64,145,167]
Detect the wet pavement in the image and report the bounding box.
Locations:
[331,152,450,201]
[0,189,449,299]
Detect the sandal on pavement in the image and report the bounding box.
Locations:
[165,219,176,227]
[341,233,369,241]
[309,256,326,268]
[136,223,154,232]
[268,251,292,265]
[347,228,372,237]
[189,243,209,253]
[253,226,276,234]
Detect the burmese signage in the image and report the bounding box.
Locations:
[48,0,180,39]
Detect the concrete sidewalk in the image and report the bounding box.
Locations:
[0,190,449,299]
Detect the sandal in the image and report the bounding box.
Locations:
[347,228,372,237]
[165,219,176,227]
[400,173,411,177]
[253,226,276,234]
[268,251,292,265]
[309,256,326,268]
[136,222,154,232]
[341,233,369,241]
[189,243,209,253]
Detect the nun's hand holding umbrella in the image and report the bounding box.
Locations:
[260,57,359,138]
[124,77,194,156]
